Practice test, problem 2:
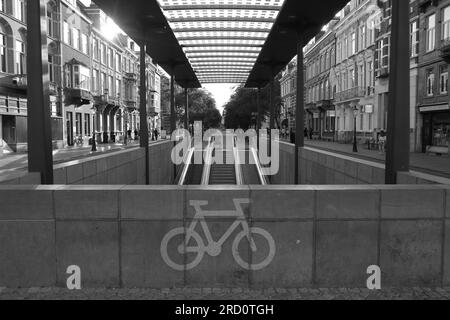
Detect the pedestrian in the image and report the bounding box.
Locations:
[309,127,313,140]
[378,130,387,154]
[134,129,139,140]
[154,128,159,141]
[304,127,308,138]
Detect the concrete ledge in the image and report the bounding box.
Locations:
[54,186,122,220]
[0,185,449,289]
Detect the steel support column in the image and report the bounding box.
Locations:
[184,87,189,131]
[256,87,261,150]
[140,43,150,184]
[170,71,176,134]
[385,0,410,184]
[27,0,53,184]
[295,41,305,185]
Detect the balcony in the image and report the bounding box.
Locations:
[124,72,138,81]
[64,88,93,107]
[334,87,366,103]
[440,38,450,62]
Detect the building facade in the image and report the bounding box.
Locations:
[417,0,450,154]
[280,58,297,134]
[0,0,162,154]
[0,0,65,153]
[304,27,337,141]
[331,0,381,144]
[374,0,421,152]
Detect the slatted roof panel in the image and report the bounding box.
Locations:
[157,0,286,84]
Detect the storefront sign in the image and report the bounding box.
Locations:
[419,104,450,113]
[364,105,374,114]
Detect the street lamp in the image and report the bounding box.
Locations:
[91,109,97,152]
[353,105,359,153]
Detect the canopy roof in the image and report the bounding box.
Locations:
[94,0,348,87]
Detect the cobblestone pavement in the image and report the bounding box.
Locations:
[1,287,450,300]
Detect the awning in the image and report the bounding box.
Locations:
[93,0,348,87]
[419,103,450,113]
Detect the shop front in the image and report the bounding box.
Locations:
[420,104,450,154]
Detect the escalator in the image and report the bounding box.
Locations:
[178,133,268,186]
[209,149,236,185]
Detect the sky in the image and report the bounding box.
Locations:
[202,83,238,114]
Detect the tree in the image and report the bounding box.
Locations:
[174,88,222,129]
[223,75,282,130]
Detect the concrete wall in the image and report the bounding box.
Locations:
[0,185,449,289]
[272,141,450,185]
[0,141,176,185]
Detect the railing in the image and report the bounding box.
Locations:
[201,136,214,185]
[250,147,269,186]
[233,136,243,185]
[177,146,195,186]
[334,86,367,102]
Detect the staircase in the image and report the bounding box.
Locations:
[209,150,236,185]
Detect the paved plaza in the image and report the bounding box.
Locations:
[1,287,449,300]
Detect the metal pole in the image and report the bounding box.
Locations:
[140,43,150,184]
[353,109,358,153]
[184,87,189,130]
[295,41,305,185]
[27,0,53,184]
[170,70,176,134]
[92,109,97,151]
[385,0,410,184]
[256,87,261,150]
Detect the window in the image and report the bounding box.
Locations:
[92,69,99,93]
[443,6,450,41]
[116,79,121,98]
[81,34,88,54]
[427,70,435,96]
[115,53,121,72]
[101,72,107,91]
[410,21,419,57]
[359,24,366,51]
[72,65,90,91]
[350,32,356,55]
[0,0,4,12]
[93,39,99,60]
[75,113,82,136]
[0,33,6,72]
[440,66,448,94]
[14,0,25,22]
[108,49,114,68]
[100,43,106,64]
[108,76,114,96]
[63,21,70,44]
[48,55,56,82]
[15,40,25,74]
[72,28,80,50]
[84,114,91,136]
[47,6,56,38]
[426,14,436,52]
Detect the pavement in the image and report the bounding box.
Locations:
[0,139,165,176]
[302,139,450,179]
[0,287,449,300]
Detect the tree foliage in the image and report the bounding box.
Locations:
[223,75,282,130]
[175,88,222,129]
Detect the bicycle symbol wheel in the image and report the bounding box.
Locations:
[160,227,205,271]
[232,227,276,271]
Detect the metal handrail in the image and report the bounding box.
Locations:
[201,136,214,185]
[250,147,268,186]
[177,147,195,186]
[233,135,244,185]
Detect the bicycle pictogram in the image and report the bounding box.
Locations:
[160,199,276,271]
